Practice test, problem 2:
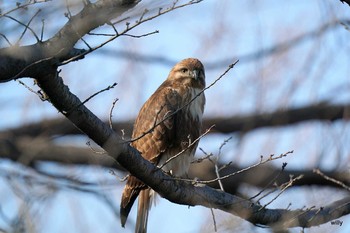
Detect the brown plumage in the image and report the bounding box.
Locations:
[120,58,206,233]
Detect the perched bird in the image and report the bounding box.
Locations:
[120,58,206,233]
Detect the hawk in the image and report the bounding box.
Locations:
[120,58,206,233]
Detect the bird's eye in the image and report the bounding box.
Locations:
[181,68,188,73]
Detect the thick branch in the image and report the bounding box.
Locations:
[207,102,350,134]
[0,0,138,82]
[2,102,349,138]
[340,0,350,7]
[1,137,349,191]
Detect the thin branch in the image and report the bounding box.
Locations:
[158,125,215,170]
[109,98,119,129]
[17,80,41,98]
[210,208,218,232]
[0,0,49,17]
[0,33,12,46]
[12,56,56,80]
[3,14,40,43]
[17,9,41,44]
[250,163,288,200]
[88,30,159,38]
[192,148,214,163]
[210,136,233,191]
[71,82,117,113]
[179,151,294,184]
[64,0,73,18]
[40,19,45,41]
[85,140,107,155]
[59,0,203,65]
[121,30,159,38]
[258,175,304,211]
[314,169,350,192]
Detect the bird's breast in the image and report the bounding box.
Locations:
[187,87,205,122]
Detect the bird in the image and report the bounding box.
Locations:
[120,58,206,233]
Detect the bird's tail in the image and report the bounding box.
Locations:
[120,176,145,228]
[135,188,151,233]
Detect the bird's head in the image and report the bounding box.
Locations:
[168,58,205,89]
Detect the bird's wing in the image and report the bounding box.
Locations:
[120,83,181,227]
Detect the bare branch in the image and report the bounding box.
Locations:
[0,0,49,18]
[0,0,140,82]
[180,151,294,185]
[17,9,41,44]
[258,175,304,210]
[100,18,350,69]
[109,98,119,129]
[314,169,350,192]
[158,125,215,170]
[3,13,40,43]
[1,101,349,139]
[121,30,159,38]
[81,82,117,106]
[60,0,203,65]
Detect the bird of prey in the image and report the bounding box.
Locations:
[120,58,206,233]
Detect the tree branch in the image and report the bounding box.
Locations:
[340,0,350,7]
[2,102,349,138]
[0,0,139,82]
[1,137,349,192]
[96,18,350,69]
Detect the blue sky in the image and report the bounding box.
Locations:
[0,0,350,232]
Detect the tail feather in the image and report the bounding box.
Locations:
[120,188,140,227]
[135,188,151,233]
[120,176,145,227]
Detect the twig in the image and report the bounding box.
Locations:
[211,136,233,191]
[12,56,56,80]
[40,19,45,41]
[122,30,159,38]
[86,141,106,154]
[250,162,288,199]
[283,206,316,227]
[17,80,41,98]
[136,9,149,23]
[313,169,350,191]
[17,9,41,44]
[109,98,119,129]
[82,38,92,50]
[0,33,12,46]
[60,0,203,65]
[210,208,218,232]
[88,30,159,38]
[81,83,117,106]
[0,0,49,17]
[62,82,117,114]
[192,148,214,163]
[258,175,304,211]
[65,0,72,18]
[175,151,294,184]
[3,14,40,43]
[158,125,215,170]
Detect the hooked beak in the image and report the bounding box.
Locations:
[191,70,199,80]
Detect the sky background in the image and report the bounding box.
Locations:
[0,0,350,232]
